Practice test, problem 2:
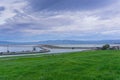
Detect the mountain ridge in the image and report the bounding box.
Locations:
[0,40,120,45]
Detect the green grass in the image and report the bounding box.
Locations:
[0,50,120,80]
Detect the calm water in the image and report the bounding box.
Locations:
[0,45,41,52]
[55,44,120,47]
[0,44,119,53]
[48,44,120,53]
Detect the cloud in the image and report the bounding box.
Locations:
[0,6,5,11]
[28,0,115,12]
[0,0,27,25]
[0,0,120,41]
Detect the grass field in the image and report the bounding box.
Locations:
[0,50,120,80]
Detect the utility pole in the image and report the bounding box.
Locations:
[7,45,9,53]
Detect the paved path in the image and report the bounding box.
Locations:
[0,49,87,58]
[0,53,48,58]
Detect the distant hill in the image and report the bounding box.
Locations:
[38,40,120,44]
[0,41,37,45]
[0,41,15,45]
[0,40,120,45]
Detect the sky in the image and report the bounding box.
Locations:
[0,0,120,41]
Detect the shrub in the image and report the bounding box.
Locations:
[102,44,110,50]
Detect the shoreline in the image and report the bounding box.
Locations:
[0,50,87,58]
[0,44,97,56]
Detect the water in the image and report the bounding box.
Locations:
[48,49,87,53]
[47,44,120,53]
[55,44,120,47]
[0,45,41,53]
[0,44,119,53]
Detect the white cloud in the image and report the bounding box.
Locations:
[0,0,27,25]
[0,0,120,40]
[102,30,120,35]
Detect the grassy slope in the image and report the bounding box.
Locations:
[0,50,120,80]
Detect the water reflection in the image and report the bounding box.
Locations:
[0,45,41,53]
